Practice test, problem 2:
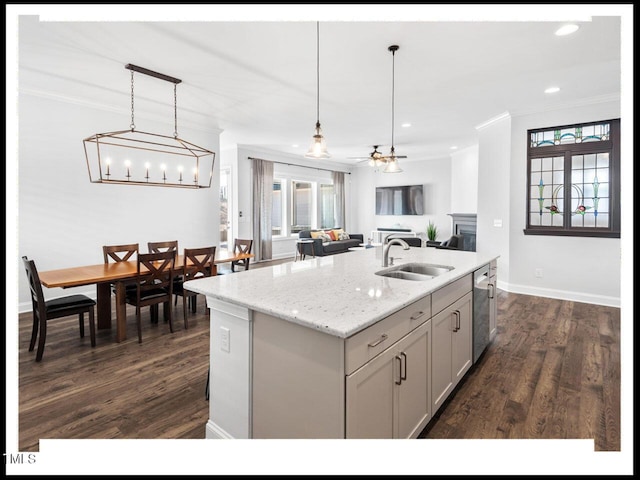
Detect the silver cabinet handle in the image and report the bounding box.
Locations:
[410,310,425,321]
[488,283,495,299]
[368,333,388,348]
[400,352,407,381]
[453,311,460,332]
[395,355,402,385]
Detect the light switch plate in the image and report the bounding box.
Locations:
[493,219,503,227]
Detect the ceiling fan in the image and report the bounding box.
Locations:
[348,145,407,165]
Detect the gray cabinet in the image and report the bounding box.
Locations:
[431,274,473,415]
[345,295,432,439]
[346,320,431,439]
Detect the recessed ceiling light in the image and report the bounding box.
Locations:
[292,144,299,148]
[450,146,458,150]
[545,86,561,94]
[401,123,412,128]
[555,24,579,36]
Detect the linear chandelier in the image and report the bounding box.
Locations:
[83,64,216,188]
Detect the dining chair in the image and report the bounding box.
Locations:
[103,243,139,295]
[125,250,176,343]
[22,256,96,362]
[230,239,253,272]
[173,246,216,329]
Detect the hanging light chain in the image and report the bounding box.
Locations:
[315,22,319,124]
[174,83,178,138]
[130,69,136,131]
[391,46,395,150]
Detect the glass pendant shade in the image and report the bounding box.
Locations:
[305,122,330,158]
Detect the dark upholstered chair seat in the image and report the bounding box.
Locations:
[46,294,96,313]
[125,287,169,303]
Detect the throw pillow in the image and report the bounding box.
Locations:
[317,233,332,243]
[332,228,344,239]
[338,232,350,241]
[326,230,337,241]
[309,231,323,239]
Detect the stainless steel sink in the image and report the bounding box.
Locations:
[375,263,454,281]
[394,263,454,276]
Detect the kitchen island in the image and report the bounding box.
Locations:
[185,246,498,439]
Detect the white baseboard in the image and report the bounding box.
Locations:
[205,420,235,439]
[499,280,620,308]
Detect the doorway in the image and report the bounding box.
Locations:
[220,166,232,250]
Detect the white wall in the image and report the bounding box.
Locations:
[506,99,621,306]
[18,92,221,311]
[351,156,453,243]
[476,114,512,285]
[450,145,479,213]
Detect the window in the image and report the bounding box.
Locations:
[271,180,282,236]
[319,183,335,229]
[291,181,312,234]
[271,175,336,238]
[524,119,620,238]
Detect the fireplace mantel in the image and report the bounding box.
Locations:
[448,213,477,252]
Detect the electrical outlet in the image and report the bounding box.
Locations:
[220,326,230,352]
[535,268,543,278]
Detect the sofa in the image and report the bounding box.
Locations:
[298,229,364,257]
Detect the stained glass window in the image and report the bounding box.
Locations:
[525,119,620,238]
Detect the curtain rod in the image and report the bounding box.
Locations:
[248,157,351,175]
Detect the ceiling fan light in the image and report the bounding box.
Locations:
[383,158,403,173]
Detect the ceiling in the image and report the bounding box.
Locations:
[16,6,623,168]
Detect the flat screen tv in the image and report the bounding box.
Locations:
[375,184,424,215]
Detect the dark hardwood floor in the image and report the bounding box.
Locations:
[17,260,620,452]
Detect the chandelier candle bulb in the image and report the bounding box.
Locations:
[124,159,131,180]
[161,164,167,183]
[193,167,198,184]
[178,165,183,183]
[144,162,150,181]
[105,158,111,177]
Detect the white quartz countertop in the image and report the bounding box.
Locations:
[185,247,499,339]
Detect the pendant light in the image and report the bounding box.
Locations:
[83,64,216,188]
[305,21,330,159]
[383,45,403,173]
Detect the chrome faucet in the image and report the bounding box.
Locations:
[382,238,410,267]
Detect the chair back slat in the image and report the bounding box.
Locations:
[22,256,46,316]
[148,240,178,254]
[137,251,175,295]
[103,243,139,263]
[183,246,216,281]
[234,239,253,255]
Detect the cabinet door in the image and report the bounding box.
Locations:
[346,343,397,438]
[451,292,473,386]
[395,320,431,439]
[431,306,454,414]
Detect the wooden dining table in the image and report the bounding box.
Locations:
[38,249,255,342]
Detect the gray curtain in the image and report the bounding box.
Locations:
[252,158,274,262]
[332,170,345,229]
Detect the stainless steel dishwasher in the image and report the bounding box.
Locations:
[472,263,491,363]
